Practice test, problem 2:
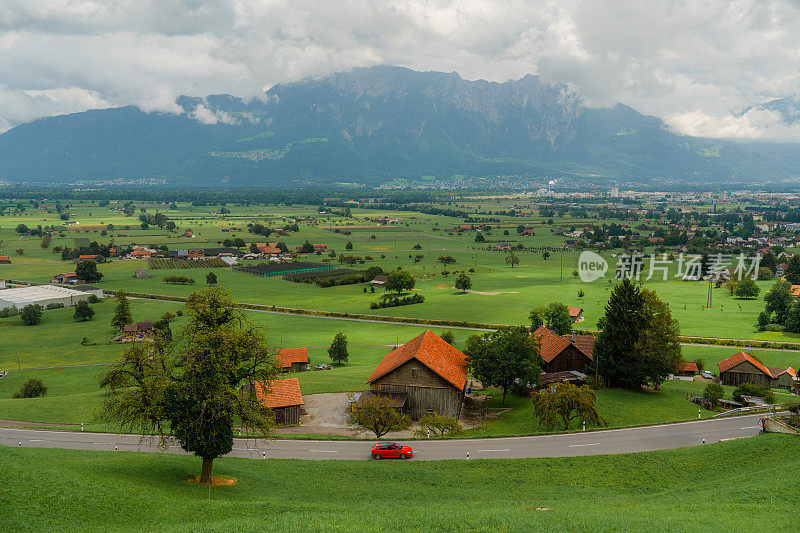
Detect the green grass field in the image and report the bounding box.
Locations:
[2,434,798,531]
[2,199,799,436]
[1,200,789,341]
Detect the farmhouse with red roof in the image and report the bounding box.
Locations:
[276,347,310,372]
[717,351,797,390]
[367,330,468,419]
[533,326,594,374]
[255,378,304,425]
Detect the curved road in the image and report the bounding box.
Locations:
[0,414,763,460]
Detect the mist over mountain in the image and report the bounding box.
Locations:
[1,66,799,186]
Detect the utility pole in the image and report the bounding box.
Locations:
[560,245,564,282]
[706,277,713,308]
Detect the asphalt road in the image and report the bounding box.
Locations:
[0,414,764,461]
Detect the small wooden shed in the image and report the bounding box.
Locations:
[255,378,303,425]
[277,347,310,372]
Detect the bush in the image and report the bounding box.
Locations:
[0,305,20,318]
[45,302,65,310]
[87,294,100,303]
[12,378,47,399]
[20,304,43,326]
[761,324,785,332]
[414,413,463,437]
[703,383,724,407]
[370,294,425,309]
[732,382,768,403]
[163,275,195,284]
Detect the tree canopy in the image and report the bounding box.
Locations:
[99,287,276,484]
[76,260,103,283]
[734,277,760,299]
[111,290,132,331]
[328,332,349,365]
[532,383,605,430]
[349,394,408,438]
[73,300,95,322]
[454,272,472,293]
[593,279,681,389]
[385,269,415,293]
[465,326,542,405]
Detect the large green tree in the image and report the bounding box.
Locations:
[734,277,760,299]
[786,254,800,285]
[593,279,682,389]
[76,260,103,283]
[99,288,276,483]
[465,326,542,405]
[385,269,415,294]
[111,290,132,331]
[454,272,472,293]
[764,279,793,326]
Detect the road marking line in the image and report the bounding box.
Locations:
[740,426,757,429]
[308,450,338,453]
[29,439,50,442]
[478,449,510,452]
[569,443,600,447]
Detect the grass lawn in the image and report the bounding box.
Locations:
[2,434,798,531]
[462,380,731,437]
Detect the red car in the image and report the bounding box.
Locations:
[371,442,413,460]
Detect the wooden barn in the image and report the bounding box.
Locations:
[717,351,797,390]
[255,377,303,425]
[367,330,468,419]
[276,348,310,372]
[534,326,594,374]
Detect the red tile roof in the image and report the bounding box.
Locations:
[256,378,303,408]
[277,348,308,369]
[717,351,774,377]
[567,306,583,317]
[367,330,468,390]
[533,326,594,363]
[768,366,796,379]
[680,362,699,373]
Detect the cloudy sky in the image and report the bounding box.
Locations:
[2,0,800,139]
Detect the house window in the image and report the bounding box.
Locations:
[411,368,418,378]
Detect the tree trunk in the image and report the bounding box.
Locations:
[200,457,214,484]
[502,386,508,405]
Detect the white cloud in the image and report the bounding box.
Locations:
[668,108,800,141]
[189,103,238,125]
[0,0,799,139]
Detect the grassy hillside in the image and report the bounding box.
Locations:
[2,434,797,531]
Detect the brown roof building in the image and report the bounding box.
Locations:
[367,330,468,419]
[255,378,303,425]
[533,326,594,374]
[277,347,310,372]
[717,351,797,390]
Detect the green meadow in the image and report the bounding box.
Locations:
[3,434,798,531]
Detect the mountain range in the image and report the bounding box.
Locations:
[1,65,799,186]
